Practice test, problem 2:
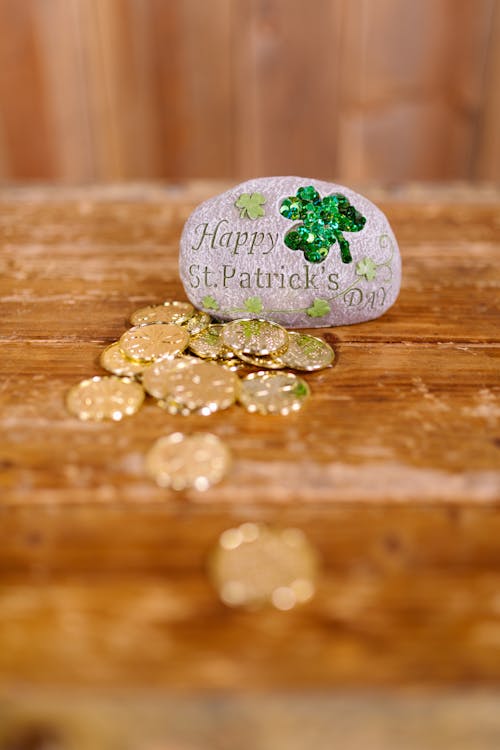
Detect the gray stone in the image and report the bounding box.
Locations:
[179,177,401,328]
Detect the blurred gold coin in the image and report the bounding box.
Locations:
[219,358,247,373]
[142,357,196,398]
[119,323,189,362]
[278,332,334,371]
[100,341,149,378]
[183,310,211,335]
[189,324,232,360]
[235,351,285,370]
[238,371,310,415]
[143,357,238,414]
[146,432,231,490]
[130,301,194,326]
[210,523,318,610]
[66,375,144,421]
[222,318,289,357]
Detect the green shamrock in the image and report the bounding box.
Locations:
[243,296,263,313]
[355,257,377,281]
[235,192,266,219]
[280,185,366,264]
[201,295,219,310]
[306,298,331,318]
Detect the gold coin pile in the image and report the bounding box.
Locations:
[66,300,335,490]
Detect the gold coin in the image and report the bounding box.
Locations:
[146,432,231,491]
[119,323,189,362]
[209,523,318,610]
[143,358,238,415]
[130,300,194,326]
[222,318,289,357]
[219,358,247,372]
[100,341,149,378]
[66,375,144,421]
[278,332,335,371]
[141,357,196,399]
[235,351,285,370]
[183,310,211,335]
[238,371,310,415]
[189,324,232,360]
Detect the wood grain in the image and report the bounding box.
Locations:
[0,182,499,701]
[0,0,497,182]
[2,689,500,750]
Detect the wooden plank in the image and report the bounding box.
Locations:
[0,504,500,687]
[1,688,500,749]
[0,340,499,506]
[0,0,55,178]
[0,0,497,182]
[337,0,497,181]
[476,0,500,179]
[232,0,343,178]
[145,0,234,178]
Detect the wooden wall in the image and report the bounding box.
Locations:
[0,0,498,183]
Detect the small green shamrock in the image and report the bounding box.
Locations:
[243,296,263,313]
[306,298,331,318]
[202,295,219,310]
[235,192,266,220]
[280,186,366,264]
[355,257,377,281]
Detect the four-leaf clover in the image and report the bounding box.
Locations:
[235,192,266,220]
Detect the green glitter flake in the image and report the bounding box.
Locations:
[280,186,366,264]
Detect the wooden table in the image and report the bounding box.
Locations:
[0,183,499,748]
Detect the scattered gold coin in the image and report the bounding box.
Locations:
[222,318,289,357]
[238,371,310,415]
[209,523,318,609]
[146,432,231,490]
[143,357,239,415]
[130,300,194,326]
[278,332,335,371]
[189,324,232,360]
[183,310,211,335]
[119,323,189,362]
[66,375,144,421]
[100,341,149,378]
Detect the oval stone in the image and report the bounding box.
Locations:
[179,177,401,328]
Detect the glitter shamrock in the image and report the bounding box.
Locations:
[235,192,266,220]
[280,186,366,264]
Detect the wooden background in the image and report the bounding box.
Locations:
[0,0,498,183]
